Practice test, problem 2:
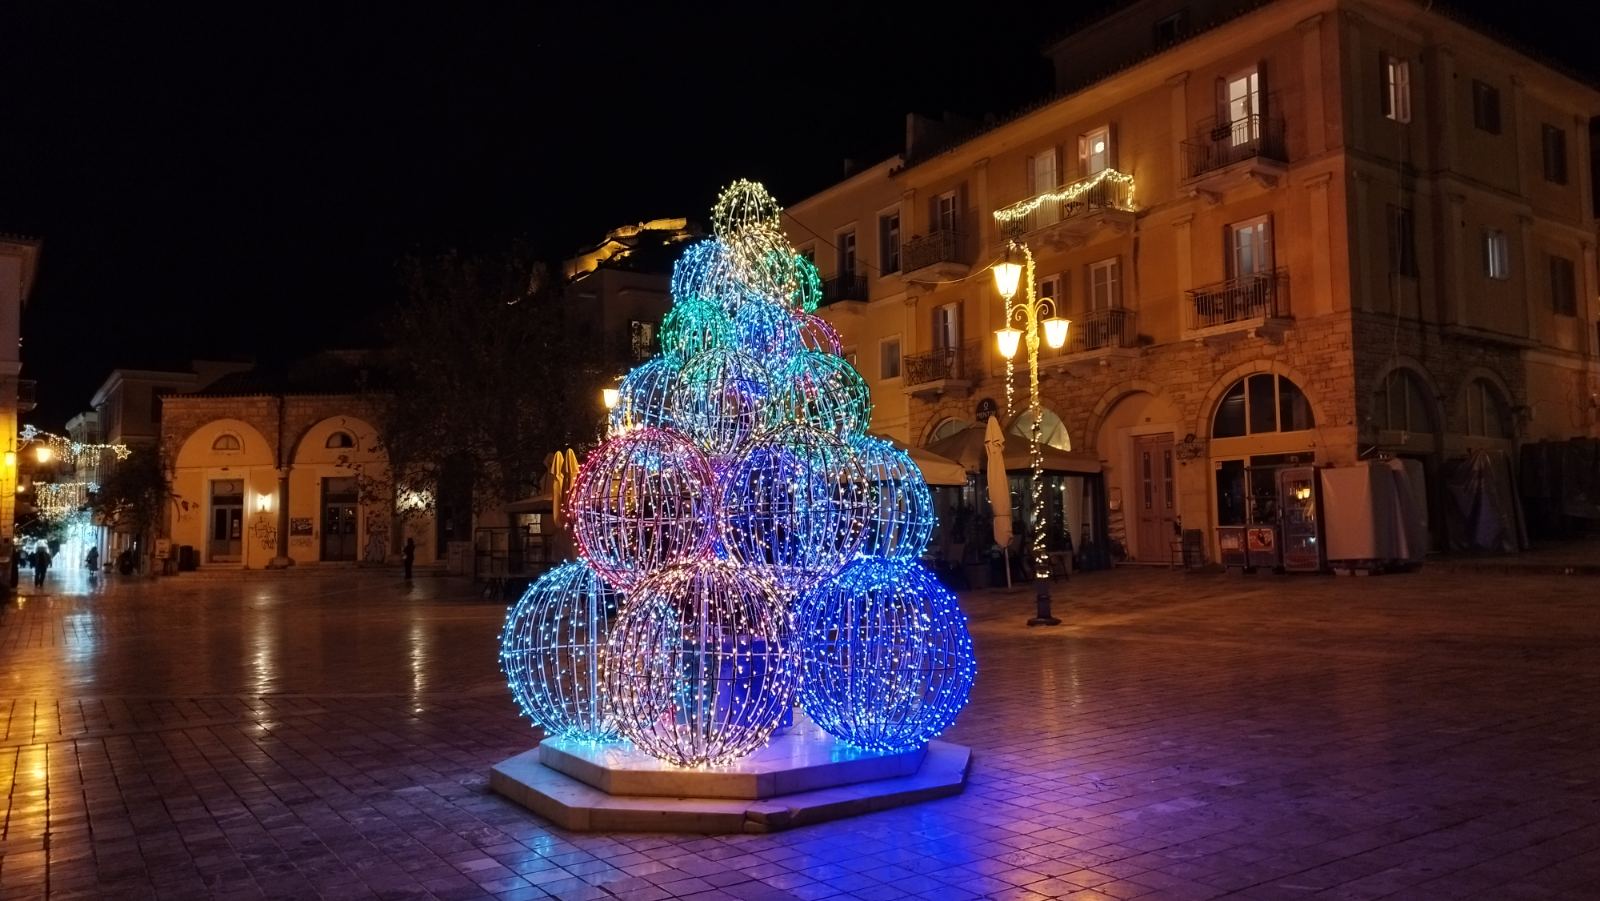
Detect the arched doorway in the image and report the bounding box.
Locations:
[1208,372,1318,543]
[172,419,277,566]
[1371,366,1444,550]
[1093,390,1184,562]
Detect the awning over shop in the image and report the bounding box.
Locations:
[870,433,969,486]
[502,494,553,515]
[925,424,1101,475]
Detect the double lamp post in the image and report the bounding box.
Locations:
[991,239,1069,627]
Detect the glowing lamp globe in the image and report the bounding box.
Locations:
[718,425,871,592]
[796,558,977,752]
[669,347,774,461]
[851,435,935,561]
[1043,316,1070,350]
[604,560,799,767]
[570,428,713,590]
[995,327,1023,360]
[779,350,872,437]
[500,561,623,741]
[992,260,1022,300]
[608,357,681,434]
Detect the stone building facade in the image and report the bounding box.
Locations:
[787,0,1600,563]
[160,390,436,570]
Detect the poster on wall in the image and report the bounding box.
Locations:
[290,517,314,536]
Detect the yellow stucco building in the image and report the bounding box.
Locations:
[786,0,1600,563]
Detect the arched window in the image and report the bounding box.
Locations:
[1007,408,1072,451]
[325,431,356,449]
[211,434,242,452]
[927,418,974,444]
[1212,374,1315,438]
[1464,378,1511,438]
[1373,369,1436,433]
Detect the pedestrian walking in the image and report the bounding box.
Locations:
[85,546,100,583]
[402,537,415,580]
[31,544,51,587]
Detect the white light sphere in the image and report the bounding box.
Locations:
[604,560,799,767]
[851,435,935,561]
[669,347,774,461]
[796,557,977,752]
[718,424,872,592]
[570,428,714,590]
[499,561,623,740]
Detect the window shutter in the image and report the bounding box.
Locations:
[956,182,969,234]
[1077,134,1088,178]
[1214,76,1227,122]
[928,196,939,234]
[1380,52,1392,118]
[1264,213,1275,270]
[1107,122,1119,170]
[1224,225,1235,278]
[1257,61,1269,121]
[1052,145,1062,188]
[1026,156,1036,194]
[1114,256,1124,308]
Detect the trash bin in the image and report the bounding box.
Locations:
[178,545,198,571]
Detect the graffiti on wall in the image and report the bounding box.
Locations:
[249,515,277,552]
[364,507,389,563]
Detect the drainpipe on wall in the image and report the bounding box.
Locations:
[267,394,293,569]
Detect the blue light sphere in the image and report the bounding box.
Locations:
[851,435,935,561]
[731,299,802,364]
[670,239,747,311]
[604,560,799,767]
[796,558,976,752]
[669,347,774,461]
[499,561,623,741]
[608,356,681,433]
[718,425,871,591]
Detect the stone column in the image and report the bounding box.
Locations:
[1167,71,1190,188]
[1172,214,1194,335]
[1305,172,1335,315]
[1442,192,1467,325]
[1517,213,1535,340]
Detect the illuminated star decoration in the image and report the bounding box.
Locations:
[503,179,976,767]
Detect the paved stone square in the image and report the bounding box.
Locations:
[0,564,1596,900]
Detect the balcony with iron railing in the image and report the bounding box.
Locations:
[1067,308,1139,355]
[1181,111,1287,190]
[904,340,980,398]
[1184,269,1290,337]
[820,271,868,306]
[902,228,970,283]
[994,169,1137,247]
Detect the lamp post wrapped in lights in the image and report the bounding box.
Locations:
[992,240,1067,627]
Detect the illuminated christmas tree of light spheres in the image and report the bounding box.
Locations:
[499,180,976,768]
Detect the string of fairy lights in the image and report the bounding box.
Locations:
[14,426,134,521]
[499,180,976,767]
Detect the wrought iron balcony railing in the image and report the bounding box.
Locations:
[820,272,868,305]
[905,340,979,385]
[1185,269,1288,331]
[994,169,1136,237]
[1181,113,1287,179]
[1066,308,1138,353]
[902,229,967,274]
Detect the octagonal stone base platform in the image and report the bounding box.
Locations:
[490,713,971,833]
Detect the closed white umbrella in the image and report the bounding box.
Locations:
[985,417,1013,586]
[548,452,568,528]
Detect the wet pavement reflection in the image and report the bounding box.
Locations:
[0,566,1596,899]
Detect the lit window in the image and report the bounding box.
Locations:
[212,434,242,452]
[1484,229,1510,280]
[1089,258,1121,310]
[1080,126,1112,175]
[1383,55,1411,123]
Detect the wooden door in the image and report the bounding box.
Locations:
[1134,434,1177,560]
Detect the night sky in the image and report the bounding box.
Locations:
[1,2,1593,426]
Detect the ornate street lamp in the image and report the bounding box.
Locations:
[992,240,1067,627]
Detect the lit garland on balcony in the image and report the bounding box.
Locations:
[501,179,973,769]
[990,168,1137,225]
